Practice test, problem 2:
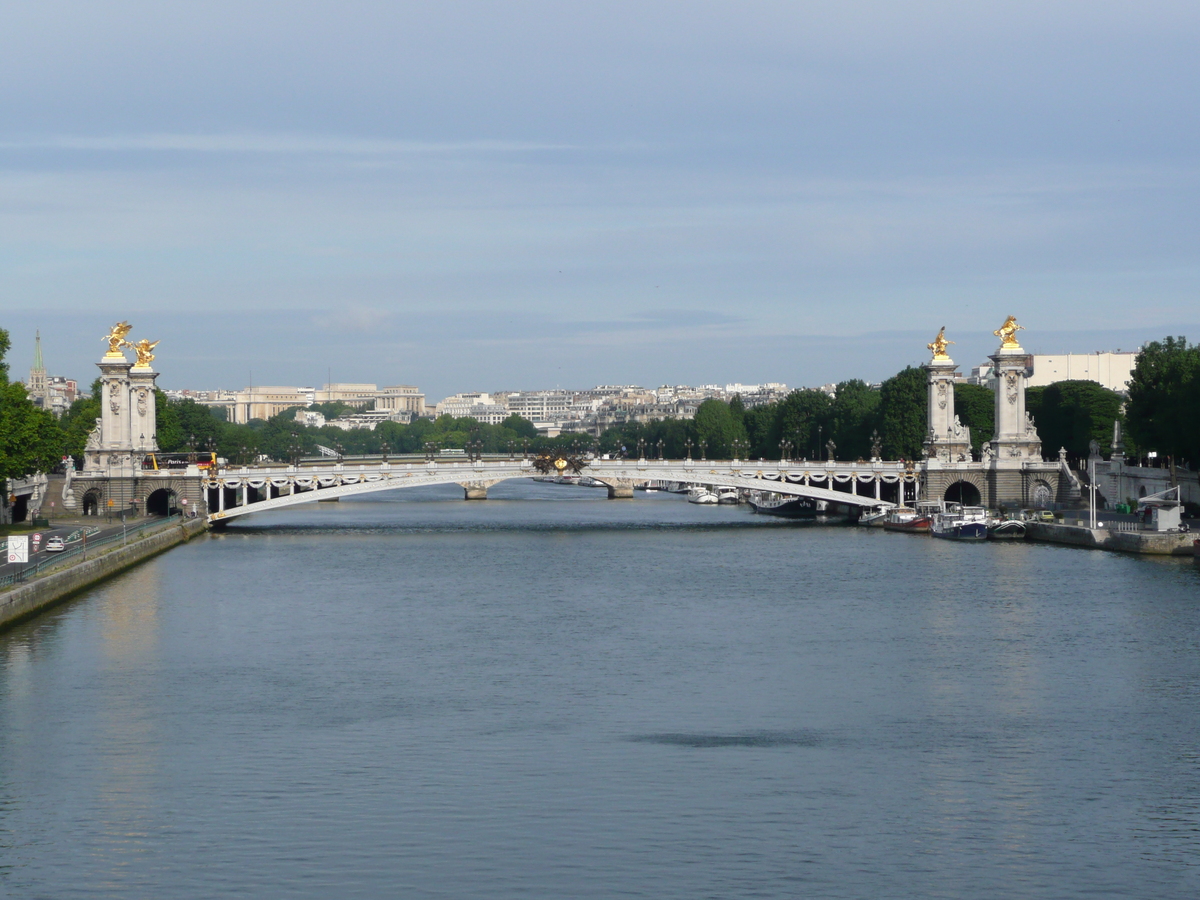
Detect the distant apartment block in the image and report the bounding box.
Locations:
[970,350,1139,393]
[430,382,791,435]
[179,382,426,424]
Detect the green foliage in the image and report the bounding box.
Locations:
[877,367,926,460]
[692,398,747,458]
[0,381,64,480]
[828,380,880,460]
[1028,380,1124,459]
[0,328,65,480]
[309,400,365,420]
[1125,336,1200,466]
[770,389,833,458]
[502,414,538,439]
[59,378,102,461]
[953,383,994,454]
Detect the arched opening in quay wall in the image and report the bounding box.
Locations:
[944,480,982,506]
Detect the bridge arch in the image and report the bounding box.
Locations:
[146,487,179,516]
[943,478,983,506]
[202,459,906,524]
[82,488,103,516]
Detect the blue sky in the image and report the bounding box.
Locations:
[2,1,1197,399]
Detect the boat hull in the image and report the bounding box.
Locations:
[749,497,819,519]
[931,522,988,541]
[987,521,1027,540]
[883,518,931,534]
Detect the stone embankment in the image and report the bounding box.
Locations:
[1025,521,1194,556]
[0,517,208,631]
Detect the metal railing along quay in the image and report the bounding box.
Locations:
[0,515,183,589]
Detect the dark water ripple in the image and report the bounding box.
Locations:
[2,483,1200,899]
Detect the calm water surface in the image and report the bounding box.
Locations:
[2,482,1200,898]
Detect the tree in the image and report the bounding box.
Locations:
[1027,380,1125,460]
[768,389,833,459]
[501,414,538,439]
[828,380,880,460]
[1125,336,1200,466]
[877,366,926,460]
[953,383,994,455]
[0,327,64,482]
[60,378,102,461]
[692,399,746,458]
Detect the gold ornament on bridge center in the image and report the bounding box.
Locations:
[927,326,954,361]
[103,321,133,358]
[994,315,1025,350]
[131,338,159,368]
[553,457,568,471]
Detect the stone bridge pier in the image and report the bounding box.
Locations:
[458,479,503,500]
[596,478,636,499]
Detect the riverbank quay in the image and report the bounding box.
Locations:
[0,515,208,631]
[1025,520,1194,556]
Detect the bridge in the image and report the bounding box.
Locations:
[62,317,1074,523]
[203,456,915,524]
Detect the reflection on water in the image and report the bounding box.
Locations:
[1,482,1199,899]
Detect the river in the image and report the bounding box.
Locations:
[2,481,1199,898]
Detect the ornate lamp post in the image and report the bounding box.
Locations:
[636,438,646,459]
[380,440,390,463]
[699,439,707,461]
[508,440,516,460]
[684,438,693,460]
[656,438,664,460]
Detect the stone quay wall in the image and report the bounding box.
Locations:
[0,517,208,632]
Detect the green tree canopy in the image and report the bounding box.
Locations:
[828,380,880,460]
[953,383,994,455]
[0,327,65,481]
[1125,336,1200,466]
[692,398,747,458]
[1026,380,1124,460]
[877,366,926,460]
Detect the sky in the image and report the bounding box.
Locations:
[1,1,1197,400]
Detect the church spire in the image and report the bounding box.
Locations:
[32,330,44,373]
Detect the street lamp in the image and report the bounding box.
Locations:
[699,439,707,461]
[381,440,389,463]
[685,438,693,459]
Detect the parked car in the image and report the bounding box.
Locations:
[44,536,65,552]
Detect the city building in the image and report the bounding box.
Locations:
[23,331,79,417]
[970,350,1139,393]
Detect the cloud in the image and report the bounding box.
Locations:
[0,133,577,155]
[311,306,393,333]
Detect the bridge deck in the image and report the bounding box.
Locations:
[201,457,915,523]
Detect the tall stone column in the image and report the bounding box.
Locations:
[129,364,160,453]
[988,318,1040,462]
[921,328,971,464]
[96,354,135,477]
[986,316,1043,508]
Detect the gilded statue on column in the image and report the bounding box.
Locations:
[927,326,954,361]
[994,315,1024,349]
[103,321,133,357]
[132,338,160,368]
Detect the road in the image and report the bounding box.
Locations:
[1,520,153,573]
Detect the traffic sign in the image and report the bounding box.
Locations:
[7,536,28,564]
